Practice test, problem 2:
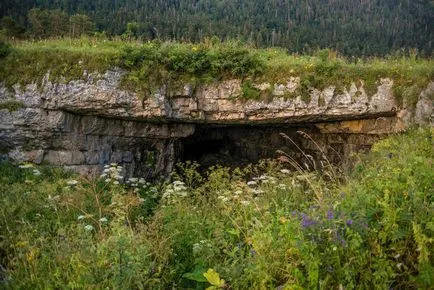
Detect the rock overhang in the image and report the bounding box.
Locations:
[0,69,432,177]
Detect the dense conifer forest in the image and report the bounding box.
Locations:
[1,0,433,56]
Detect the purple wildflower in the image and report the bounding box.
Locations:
[327,210,334,220]
[346,219,353,226]
[302,215,316,228]
[337,232,346,246]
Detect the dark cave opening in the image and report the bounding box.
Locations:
[180,125,316,169]
[178,123,378,170]
[181,127,249,169]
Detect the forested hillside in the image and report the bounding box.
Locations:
[1,0,433,56]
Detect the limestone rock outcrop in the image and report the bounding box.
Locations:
[0,69,432,177]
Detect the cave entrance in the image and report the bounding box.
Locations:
[178,123,378,171]
[179,124,318,170]
[181,127,248,169]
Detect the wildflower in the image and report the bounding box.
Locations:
[247,181,257,186]
[104,164,110,168]
[110,163,117,167]
[332,246,337,251]
[240,200,250,206]
[104,178,111,183]
[234,190,242,195]
[67,180,78,186]
[336,232,346,246]
[192,243,201,254]
[280,169,290,174]
[217,196,229,202]
[99,217,108,223]
[396,263,403,270]
[278,184,287,189]
[84,224,94,231]
[77,215,85,220]
[251,189,264,195]
[100,173,107,178]
[327,210,334,220]
[33,169,41,176]
[139,178,146,184]
[113,181,120,185]
[178,191,188,197]
[103,168,110,173]
[174,185,187,191]
[301,213,316,228]
[19,164,33,169]
[346,219,353,226]
[279,217,288,224]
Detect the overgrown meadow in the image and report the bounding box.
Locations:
[0,129,433,289]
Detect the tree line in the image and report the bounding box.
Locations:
[0,0,433,56]
[1,9,93,39]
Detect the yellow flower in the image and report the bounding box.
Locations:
[245,237,253,245]
[192,46,198,51]
[26,248,38,262]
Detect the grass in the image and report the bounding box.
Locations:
[0,38,433,105]
[0,100,23,112]
[0,128,433,289]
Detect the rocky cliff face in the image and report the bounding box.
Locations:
[0,69,432,177]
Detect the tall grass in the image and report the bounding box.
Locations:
[0,128,433,289]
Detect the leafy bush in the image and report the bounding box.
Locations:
[0,30,12,58]
[119,40,266,98]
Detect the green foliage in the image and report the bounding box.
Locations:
[0,40,12,58]
[0,100,24,112]
[1,129,433,288]
[241,80,261,100]
[0,31,12,58]
[119,40,266,98]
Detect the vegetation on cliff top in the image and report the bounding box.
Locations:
[0,38,433,105]
[0,128,433,289]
